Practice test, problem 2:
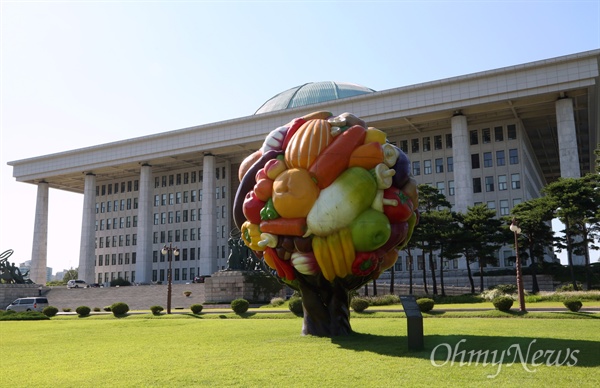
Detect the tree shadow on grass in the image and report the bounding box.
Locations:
[331,333,600,368]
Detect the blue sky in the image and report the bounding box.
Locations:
[1,1,599,273]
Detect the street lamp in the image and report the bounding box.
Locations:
[161,244,179,314]
[510,218,526,312]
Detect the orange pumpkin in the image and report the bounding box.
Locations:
[284,119,333,169]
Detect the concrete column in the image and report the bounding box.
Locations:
[30,182,49,284]
[78,173,96,283]
[451,114,472,213]
[135,164,154,283]
[556,98,580,178]
[200,154,216,275]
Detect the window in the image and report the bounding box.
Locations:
[162,176,167,187]
[190,228,196,241]
[447,157,453,172]
[507,124,517,140]
[191,210,196,222]
[182,249,188,261]
[155,177,160,188]
[105,236,110,247]
[215,187,220,199]
[160,231,166,244]
[448,180,455,196]
[424,160,432,175]
[470,130,478,145]
[509,149,519,164]
[482,128,491,143]
[400,140,408,153]
[176,211,181,223]
[184,172,189,184]
[133,216,137,227]
[100,202,105,213]
[222,186,226,199]
[106,218,111,230]
[435,158,443,173]
[183,191,188,203]
[127,198,131,210]
[498,175,507,191]
[190,248,196,260]
[112,254,117,265]
[176,174,181,185]
[154,195,160,207]
[434,135,442,150]
[191,171,196,183]
[168,231,173,243]
[471,154,480,169]
[132,234,137,246]
[175,230,180,242]
[119,236,123,247]
[473,178,482,193]
[161,212,166,224]
[153,232,158,244]
[118,253,123,265]
[191,190,196,202]
[98,255,103,266]
[169,193,174,205]
[134,198,138,209]
[412,161,420,176]
[499,200,509,216]
[411,138,419,153]
[154,214,159,225]
[183,210,188,222]
[511,173,521,189]
[215,167,220,180]
[100,219,105,230]
[168,212,174,224]
[496,150,505,166]
[176,192,182,204]
[487,201,496,210]
[183,229,188,241]
[485,176,494,192]
[127,181,132,192]
[423,137,431,152]
[161,194,167,206]
[436,182,445,195]
[169,175,174,186]
[495,126,504,142]
[481,153,492,169]
[445,134,453,148]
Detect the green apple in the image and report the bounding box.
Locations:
[349,209,391,252]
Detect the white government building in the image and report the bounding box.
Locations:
[9,50,599,285]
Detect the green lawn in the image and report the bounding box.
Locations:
[2,315,599,387]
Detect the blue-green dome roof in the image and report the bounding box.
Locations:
[255,81,375,115]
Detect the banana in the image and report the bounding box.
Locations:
[338,227,356,275]
[312,236,335,282]
[327,232,347,278]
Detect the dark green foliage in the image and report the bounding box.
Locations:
[0,311,49,321]
[150,305,164,315]
[492,296,514,311]
[75,306,91,317]
[493,284,518,294]
[42,306,59,317]
[190,304,203,314]
[350,298,369,312]
[416,298,435,312]
[363,294,401,306]
[270,297,285,307]
[243,272,283,302]
[62,308,71,312]
[563,299,583,312]
[556,283,583,292]
[288,297,304,317]
[103,306,111,312]
[432,294,485,304]
[110,302,129,316]
[230,299,249,314]
[110,278,131,287]
[93,307,101,312]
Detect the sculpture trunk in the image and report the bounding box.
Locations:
[298,279,352,337]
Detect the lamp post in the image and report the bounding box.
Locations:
[161,244,179,314]
[510,218,526,312]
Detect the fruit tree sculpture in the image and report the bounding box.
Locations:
[233,111,419,336]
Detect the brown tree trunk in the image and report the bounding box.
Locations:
[297,278,352,337]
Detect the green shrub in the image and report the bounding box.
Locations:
[563,299,583,312]
[150,305,164,315]
[75,306,91,317]
[556,283,583,292]
[0,311,49,321]
[270,297,285,307]
[110,278,132,287]
[110,302,129,316]
[350,298,369,312]
[492,296,514,312]
[493,284,518,294]
[288,297,304,317]
[42,306,59,317]
[364,294,401,306]
[190,304,203,314]
[231,299,249,314]
[93,307,101,312]
[103,306,111,312]
[62,308,71,312]
[416,298,435,313]
[433,294,485,304]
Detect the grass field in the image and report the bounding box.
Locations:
[2,313,599,387]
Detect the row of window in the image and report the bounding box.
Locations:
[152,247,199,262]
[154,167,226,189]
[152,225,228,244]
[411,149,518,176]
[97,271,135,284]
[97,180,138,196]
[97,198,138,213]
[391,253,516,272]
[97,252,137,267]
[473,174,521,193]
[96,216,138,231]
[480,198,523,216]
[153,187,226,206]
[96,234,137,248]
[152,267,198,282]
[399,125,517,154]
[153,206,226,225]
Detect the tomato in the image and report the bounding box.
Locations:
[383,186,414,223]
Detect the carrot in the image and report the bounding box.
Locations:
[265,247,296,280]
[308,125,366,189]
[348,142,384,170]
[260,217,307,237]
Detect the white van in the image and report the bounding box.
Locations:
[67,279,88,289]
[6,297,49,312]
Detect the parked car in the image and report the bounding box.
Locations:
[67,279,87,289]
[5,297,49,312]
[193,275,211,283]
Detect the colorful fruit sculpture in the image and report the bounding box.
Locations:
[233,111,419,337]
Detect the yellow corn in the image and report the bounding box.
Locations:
[327,231,347,278]
[312,236,335,282]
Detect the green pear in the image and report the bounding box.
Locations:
[349,209,391,252]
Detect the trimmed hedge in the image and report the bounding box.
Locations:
[416,298,435,313]
[42,306,59,317]
[563,299,583,312]
[288,297,304,317]
[190,304,203,314]
[110,302,129,316]
[492,296,514,312]
[76,306,91,317]
[350,298,369,313]
[231,299,249,314]
[150,305,164,315]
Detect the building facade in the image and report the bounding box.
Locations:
[9,50,599,285]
